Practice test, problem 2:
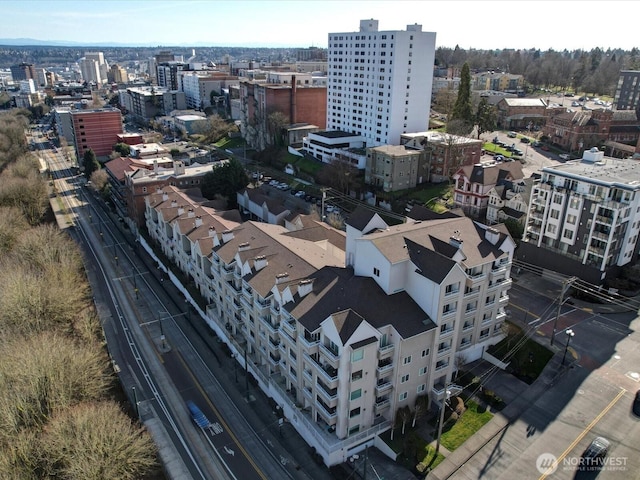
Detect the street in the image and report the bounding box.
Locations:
[433,272,640,479]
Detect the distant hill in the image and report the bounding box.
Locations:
[0,38,157,47]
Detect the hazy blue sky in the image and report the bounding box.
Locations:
[2,0,633,50]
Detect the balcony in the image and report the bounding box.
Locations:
[280,317,296,338]
[464,286,480,298]
[439,326,454,338]
[268,335,280,349]
[378,342,394,359]
[317,382,338,403]
[444,287,460,298]
[377,358,394,375]
[441,308,457,319]
[462,322,474,332]
[316,399,337,420]
[375,379,392,394]
[499,294,509,305]
[319,343,339,367]
[305,352,338,384]
[595,214,613,225]
[303,368,313,382]
[260,315,278,333]
[268,351,281,366]
[374,398,390,412]
[240,295,253,310]
[301,331,320,350]
[437,345,452,356]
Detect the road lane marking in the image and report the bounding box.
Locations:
[537,387,626,479]
[174,349,269,480]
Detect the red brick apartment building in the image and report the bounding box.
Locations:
[70,108,123,160]
[239,79,326,150]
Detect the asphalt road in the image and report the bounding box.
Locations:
[450,274,640,480]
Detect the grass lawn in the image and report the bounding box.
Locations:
[440,400,493,451]
[292,155,324,175]
[214,136,245,149]
[380,430,446,473]
[487,322,554,383]
[407,183,452,205]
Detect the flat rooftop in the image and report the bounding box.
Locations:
[543,157,640,188]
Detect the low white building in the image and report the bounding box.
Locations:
[302,131,366,169]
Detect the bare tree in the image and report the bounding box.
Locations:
[398,405,413,436]
[412,394,429,428]
[40,401,158,480]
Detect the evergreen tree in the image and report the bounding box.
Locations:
[449,62,474,135]
[475,97,497,139]
[83,149,100,180]
[201,157,248,209]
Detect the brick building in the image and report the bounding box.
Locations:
[70,108,123,160]
[496,98,547,130]
[239,77,327,150]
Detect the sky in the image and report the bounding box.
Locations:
[2,0,635,51]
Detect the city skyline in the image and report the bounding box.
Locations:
[2,0,634,51]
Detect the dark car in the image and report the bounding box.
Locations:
[520,137,530,144]
[580,437,610,471]
[633,389,640,416]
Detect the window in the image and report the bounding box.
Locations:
[350,407,361,418]
[417,384,426,393]
[403,355,412,365]
[401,374,409,383]
[567,214,577,225]
[348,425,360,435]
[563,228,574,240]
[350,389,362,400]
[399,392,408,401]
[351,370,363,381]
[421,348,430,357]
[373,267,380,276]
[550,209,560,219]
[419,366,428,376]
[351,348,364,362]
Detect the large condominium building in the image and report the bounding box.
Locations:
[144,189,514,466]
[10,62,36,82]
[614,70,640,113]
[326,19,436,147]
[521,148,640,284]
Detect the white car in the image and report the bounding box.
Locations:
[559,154,570,160]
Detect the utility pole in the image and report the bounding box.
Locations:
[550,277,577,346]
[435,385,451,455]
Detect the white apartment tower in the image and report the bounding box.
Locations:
[327,19,436,147]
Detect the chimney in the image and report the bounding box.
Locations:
[221,230,234,243]
[162,192,169,202]
[171,200,177,207]
[449,231,463,249]
[187,208,195,218]
[174,160,185,175]
[177,205,185,215]
[156,187,163,195]
[485,227,500,245]
[153,159,159,173]
[298,278,313,297]
[275,272,289,284]
[208,227,216,237]
[238,242,250,251]
[291,74,297,124]
[254,255,268,271]
[194,216,203,228]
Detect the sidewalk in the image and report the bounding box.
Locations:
[428,353,571,480]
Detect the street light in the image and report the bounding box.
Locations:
[561,329,575,365]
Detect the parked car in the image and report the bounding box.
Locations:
[633,389,640,417]
[520,137,530,144]
[559,153,571,160]
[507,131,517,138]
[580,437,610,471]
